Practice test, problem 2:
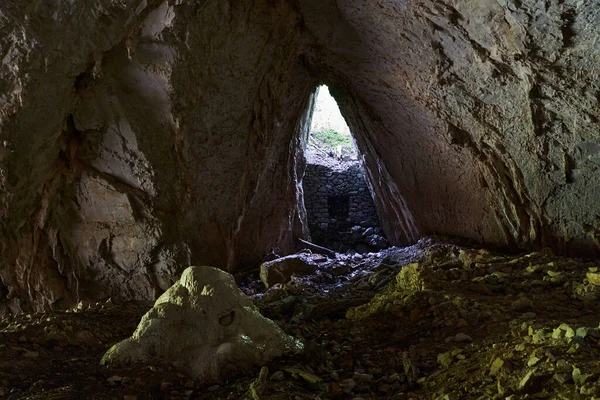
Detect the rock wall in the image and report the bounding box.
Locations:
[1,0,599,313]
[0,0,316,313]
[300,0,600,256]
[303,162,387,253]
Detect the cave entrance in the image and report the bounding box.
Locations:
[306,86,357,163]
[302,85,388,254]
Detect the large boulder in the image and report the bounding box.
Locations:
[101,266,303,383]
[259,255,318,288]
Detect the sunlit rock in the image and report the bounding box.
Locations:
[101,266,303,382]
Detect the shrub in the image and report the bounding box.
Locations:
[311,128,353,150]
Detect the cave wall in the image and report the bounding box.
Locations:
[1,0,599,313]
[0,0,315,313]
[299,0,600,255]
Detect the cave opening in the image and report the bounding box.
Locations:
[302,85,389,254]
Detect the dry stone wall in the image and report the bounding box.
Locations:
[303,162,388,253]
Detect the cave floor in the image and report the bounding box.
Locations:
[2,238,600,399]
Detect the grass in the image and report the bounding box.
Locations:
[311,128,354,151]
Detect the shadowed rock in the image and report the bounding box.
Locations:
[260,255,318,288]
[101,266,303,382]
[2,0,600,313]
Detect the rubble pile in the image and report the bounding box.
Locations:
[1,238,599,399]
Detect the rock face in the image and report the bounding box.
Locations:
[300,0,600,257]
[0,0,314,313]
[101,266,303,382]
[1,0,600,312]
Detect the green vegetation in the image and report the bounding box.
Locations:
[310,128,354,151]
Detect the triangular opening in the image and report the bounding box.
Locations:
[306,85,357,164]
[302,85,388,254]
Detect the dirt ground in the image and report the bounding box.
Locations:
[2,237,600,399]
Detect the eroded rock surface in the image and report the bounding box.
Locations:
[300,0,600,256]
[0,0,314,313]
[1,0,600,312]
[259,254,318,288]
[101,266,303,382]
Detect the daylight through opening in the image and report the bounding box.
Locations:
[303,86,389,254]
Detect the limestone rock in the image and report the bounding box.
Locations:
[2,0,600,314]
[260,255,318,288]
[490,358,504,376]
[396,263,431,292]
[0,0,313,313]
[437,352,453,368]
[101,266,303,382]
[586,272,600,286]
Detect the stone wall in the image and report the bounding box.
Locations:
[303,162,387,253]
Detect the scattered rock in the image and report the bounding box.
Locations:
[3,240,600,399]
[553,373,571,384]
[23,350,39,359]
[282,365,322,384]
[489,358,504,376]
[270,371,285,381]
[340,378,356,394]
[527,356,540,367]
[437,352,453,368]
[402,351,419,384]
[511,296,533,311]
[107,376,122,384]
[576,327,588,339]
[443,392,459,400]
[455,333,473,343]
[586,272,600,286]
[518,370,534,390]
[249,366,269,399]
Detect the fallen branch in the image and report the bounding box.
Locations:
[296,238,337,259]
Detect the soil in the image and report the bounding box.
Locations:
[305,140,359,171]
[1,237,600,399]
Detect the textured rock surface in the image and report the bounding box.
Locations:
[303,161,388,253]
[259,254,317,288]
[1,0,600,312]
[0,0,315,313]
[101,266,303,382]
[302,0,600,256]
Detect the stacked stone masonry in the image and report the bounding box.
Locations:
[303,162,388,253]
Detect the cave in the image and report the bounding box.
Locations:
[1,0,600,398]
[302,85,388,254]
